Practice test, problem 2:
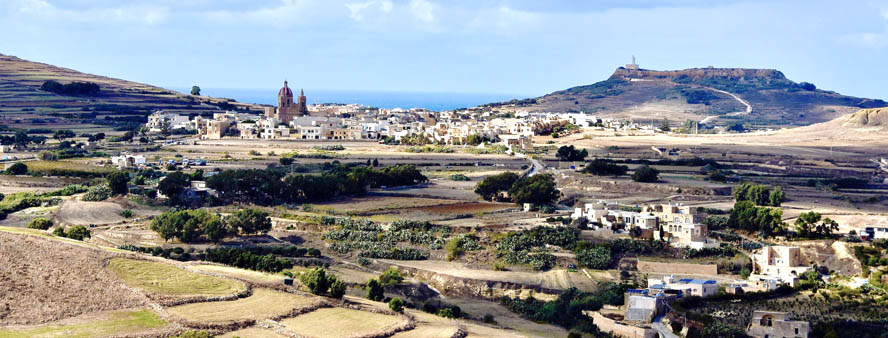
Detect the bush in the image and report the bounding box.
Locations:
[120,209,133,218]
[582,159,629,176]
[389,297,405,313]
[329,279,346,299]
[576,245,611,269]
[4,162,28,175]
[174,331,215,338]
[107,171,129,195]
[151,209,228,243]
[66,225,91,241]
[556,145,588,161]
[27,217,53,230]
[204,247,294,272]
[299,267,343,297]
[52,226,66,237]
[631,165,659,183]
[379,266,404,286]
[279,157,294,165]
[367,278,385,301]
[82,185,112,201]
[450,173,471,181]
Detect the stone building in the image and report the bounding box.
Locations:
[749,246,813,287]
[746,311,809,338]
[266,81,308,123]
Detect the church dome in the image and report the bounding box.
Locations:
[278,81,293,97]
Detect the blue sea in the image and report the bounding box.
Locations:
[168,87,528,112]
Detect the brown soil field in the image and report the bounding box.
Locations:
[378,259,580,290]
[312,196,463,213]
[165,288,319,323]
[280,307,404,338]
[219,327,291,338]
[0,232,146,325]
[413,202,514,215]
[56,198,125,225]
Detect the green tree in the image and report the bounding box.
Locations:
[556,145,588,162]
[4,162,28,175]
[157,172,191,200]
[52,129,75,140]
[107,171,130,195]
[191,85,201,96]
[366,278,385,301]
[508,173,561,206]
[203,218,230,243]
[227,208,272,235]
[300,267,331,295]
[52,226,66,237]
[66,225,91,241]
[769,186,785,206]
[582,159,628,176]
[699,322,749,338]
[329,278,346,299]
[659,118,671,132]
[631,165,659,183]
[27,218,53,230]
[474,172,519,201]
[389,297,405,313]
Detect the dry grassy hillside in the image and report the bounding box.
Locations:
[0,52,265,130]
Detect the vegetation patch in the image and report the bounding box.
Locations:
[107,258,244,296]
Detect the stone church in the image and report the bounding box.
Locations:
[265,80,307,123]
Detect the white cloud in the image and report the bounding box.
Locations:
[409,0,435,24]
[345,0,393,22]
[7,0,169,25]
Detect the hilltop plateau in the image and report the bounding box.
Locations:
[490,66,887,128]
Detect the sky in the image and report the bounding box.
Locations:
[1,0,887,99]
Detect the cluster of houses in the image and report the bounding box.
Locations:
[144,81,667,152]
[571,201,717,249]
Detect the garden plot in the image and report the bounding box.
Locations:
[107,258,245,296]
[165,288,319,323]
[280,307,404,338]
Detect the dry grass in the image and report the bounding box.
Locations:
[219,327,291,338]
[0,232,146,325]
[189,264,285,284]
[0,308,167,338]
[165,288,318,323]
[108,258,244,296]
[414,202,512,215]
[24,160,113,174]
[281,307,403,338]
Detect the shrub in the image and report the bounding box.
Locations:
[329,279,346,299]
[27,217,53,230]
[576,245,611,269]
[632,165,659,182]
[107,171,129,195]
[174,331,215,338]
[389,297,405,313]
[66,225,91,240]
[299,267,343,297]
[582,159,629,176]
[120,209,133,218]
[556,145,588,161]
[82,185,112,201]
[367,278,385,301]
[450,173,471,181]
[379,266,404,286]
[4,162,28,175]
[52,226,66,237]
[279,157,294,165]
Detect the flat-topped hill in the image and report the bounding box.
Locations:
[488,66,887,128]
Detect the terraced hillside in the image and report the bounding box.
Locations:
[0,53,265,130]
[489,66,887,128]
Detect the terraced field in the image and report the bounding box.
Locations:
[107,258,245,296]
[0,308,167,338]
[219,327,291,338]
[281,307,405,338]
[189,264,285,284]
[165,288,319,323]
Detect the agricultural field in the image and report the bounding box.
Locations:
[279,307,406,338]
[0,308,168,338]
[165,288,320,323]
[188,264,286,284]
[107,258,245,296]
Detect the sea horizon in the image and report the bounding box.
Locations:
[167,87,532,112]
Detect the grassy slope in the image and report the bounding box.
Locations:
[165,288,318,323]
[0,309,166,338]
[108,258,245,296]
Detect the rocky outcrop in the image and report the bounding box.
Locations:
[611,67,785,81]
[841,107,888,128]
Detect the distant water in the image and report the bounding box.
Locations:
[168,87,527,112]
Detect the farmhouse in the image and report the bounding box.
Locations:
[749,246,813,287]
[746,311,809,338]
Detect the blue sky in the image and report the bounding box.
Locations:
[1,0,887,99]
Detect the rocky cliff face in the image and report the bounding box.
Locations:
[611,67,785,81]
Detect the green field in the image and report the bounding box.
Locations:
[107,258,244,296]
[165,288,318,323]
[0,309,166,338]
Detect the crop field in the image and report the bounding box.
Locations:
[24,160,114,174]
[0,308,167,338]
[311,196,462,214]
[414,201,513,215]
[107,258,244,296]
[280,307,404,338]
[189,264,285,284]
[165,288,319,323]
[219,327,290,338]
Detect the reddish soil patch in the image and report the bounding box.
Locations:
[414,202,512,215]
